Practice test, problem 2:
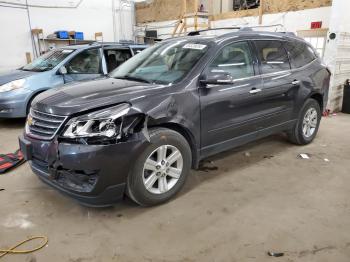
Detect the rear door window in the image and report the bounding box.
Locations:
[132,47,145,55]
[284,41,316,68]
[254,40,291,74]
[104,49,132,72]
[209,41,254,79]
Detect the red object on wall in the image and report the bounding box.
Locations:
[311,21,322,29]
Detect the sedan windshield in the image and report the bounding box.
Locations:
[22,49,74,72]
[110,40,210,84]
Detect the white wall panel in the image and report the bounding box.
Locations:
[0,0,135,71]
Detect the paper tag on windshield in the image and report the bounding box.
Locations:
[62,49,74,53]
[183,44,207,50]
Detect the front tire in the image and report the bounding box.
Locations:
[126,128,192,206]
[287,98,321,145]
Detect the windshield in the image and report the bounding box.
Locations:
[110,40,210,84]
[22,49,74,72]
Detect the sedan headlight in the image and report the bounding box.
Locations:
[0,79,26,93]
[62,103,130,138]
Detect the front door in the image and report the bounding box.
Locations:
[200,41,265,157]
[64,48,103,83]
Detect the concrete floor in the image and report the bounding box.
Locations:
[0,114,350,262]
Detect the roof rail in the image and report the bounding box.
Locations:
[88,41,139,46]
[281,32,297,36]
[119,40,135,44]
[242,24,287,32]
[188,27,241,36]
[188,24,291,36]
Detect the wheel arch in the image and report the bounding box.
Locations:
[26,89,48,114]
[309,92,324,112]
[148,122,199,169]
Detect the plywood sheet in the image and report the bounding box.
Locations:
[136,0,197,23]
[212,0,332,21]
[136,0,332,23]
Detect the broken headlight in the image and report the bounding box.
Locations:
[62,103,130,139]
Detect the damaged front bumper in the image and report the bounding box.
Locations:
[19,132,149,207]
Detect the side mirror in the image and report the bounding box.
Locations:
[200,72,234,86]
[58,66,67,75]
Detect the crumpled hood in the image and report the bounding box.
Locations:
[32,77,168,116]
[0,70,38,86]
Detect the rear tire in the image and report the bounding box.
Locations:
[287,98,321,145]
[126,127,192,206]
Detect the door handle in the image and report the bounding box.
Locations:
[249,88,262,94]
[292,80,300,86]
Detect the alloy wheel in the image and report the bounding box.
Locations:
[142,145,183,194]
[302,107,318,138]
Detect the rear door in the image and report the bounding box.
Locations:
[64,48,103,82]
[103,48,132,72]
[252,40,298,130]
[200,40,265,155]
[284,40,323,112]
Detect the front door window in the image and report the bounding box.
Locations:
[66,48,101,74]
[209,41,254,79]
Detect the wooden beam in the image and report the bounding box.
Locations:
[208,0,213,16]
[172,19,182,37]
[194,0,198,30]
[25,52,32,64]
[178,19,186,35]
[259,0,264,24]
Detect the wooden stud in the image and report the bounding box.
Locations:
[208,0,213,29]
[178,20,186,36]
[208,0,213,15]
[259,0,264,24]
[172,19,182,37]
[25,52,32,64]
[183,0,187,33]
[194,0,198,31]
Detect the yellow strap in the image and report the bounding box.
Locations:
[0,236,48,259]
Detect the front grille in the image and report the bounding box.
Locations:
[26,109,67,140]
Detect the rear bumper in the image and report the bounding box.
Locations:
[19,133,149,207]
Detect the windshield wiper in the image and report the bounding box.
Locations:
[114,75,152,84]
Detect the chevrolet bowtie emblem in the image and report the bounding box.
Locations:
[27,115,35,126]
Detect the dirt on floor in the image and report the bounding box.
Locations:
[0,114,350,262]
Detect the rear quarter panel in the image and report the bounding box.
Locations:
[292,59,330,117]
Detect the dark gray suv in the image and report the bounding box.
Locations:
[19,28,331,207]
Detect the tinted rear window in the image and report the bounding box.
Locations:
[254,40,291,74]
[284,41,316,68]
